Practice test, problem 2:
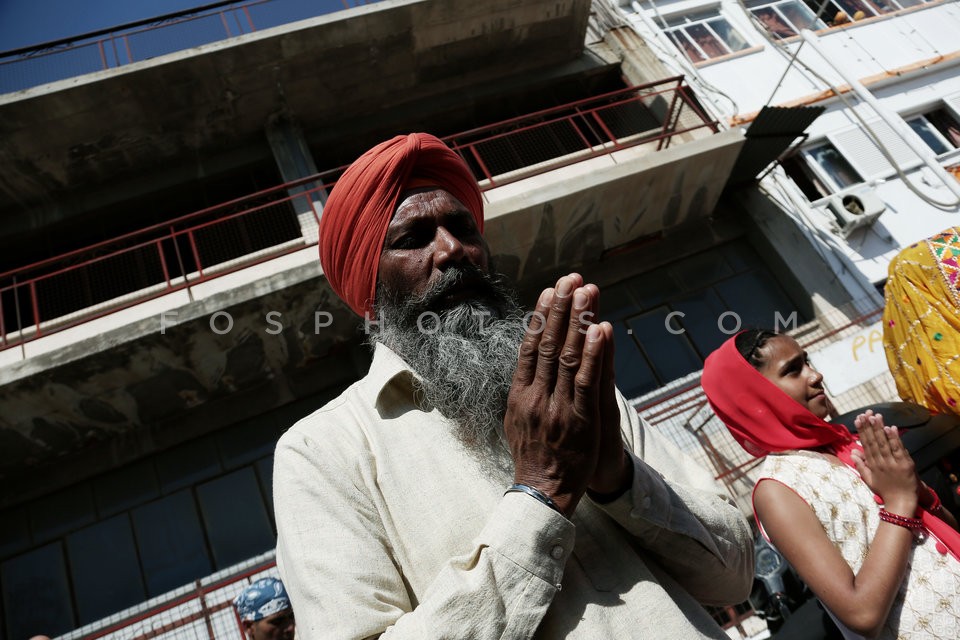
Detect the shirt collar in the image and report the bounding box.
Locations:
[363,342,421,408]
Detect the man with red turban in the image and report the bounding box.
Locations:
[274,133,752,638]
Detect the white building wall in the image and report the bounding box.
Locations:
[618,0,960,288]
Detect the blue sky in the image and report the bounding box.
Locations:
[0,0,207,51]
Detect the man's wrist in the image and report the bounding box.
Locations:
[587,450,633,504]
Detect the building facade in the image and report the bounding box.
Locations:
[0,0,913,636]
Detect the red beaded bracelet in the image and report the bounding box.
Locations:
[922,485,944,515]
[878,509,925,531]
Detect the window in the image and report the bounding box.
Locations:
[907,109,960,156]
[2,543,75,638]
[799,0,930,26]
[196,468,275,569]
[781,141,865,200]
[605,240,805,395]
[67,516,146,624]
[747,0,827,37]
[805,142,864,192]
[664,11,750,62]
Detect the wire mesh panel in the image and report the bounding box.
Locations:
[31,246,168,329]
[0,42,104,93]
[591,97,664,141]
[188,201,301,276]
[63,557,278,640]
[126,14,235,61]
[463,120,591,180]
[244,0,360,30]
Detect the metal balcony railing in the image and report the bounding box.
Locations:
[0,0,383,94]
[0,77,719,354]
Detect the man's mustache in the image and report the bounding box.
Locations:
[418,265,501,310]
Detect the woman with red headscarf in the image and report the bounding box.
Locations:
[702,330,960,640]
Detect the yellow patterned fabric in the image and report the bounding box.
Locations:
[882,228,960,415]
[760,451,960,639]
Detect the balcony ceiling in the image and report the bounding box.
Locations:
[0,0,591,212]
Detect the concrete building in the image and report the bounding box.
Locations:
[612,0,960,393]
[0,0,894,636]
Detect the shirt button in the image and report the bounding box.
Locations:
[641,497,652,510]
[629,508,641,519]
[936,542,948,555]
[550,545,564,560]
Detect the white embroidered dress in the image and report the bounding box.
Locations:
[758,450,960,640]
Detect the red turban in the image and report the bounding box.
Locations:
[318,133,484,317]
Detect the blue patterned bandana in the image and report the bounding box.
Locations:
[233,577,291,621]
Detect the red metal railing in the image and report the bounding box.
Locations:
[0,0,382,94]
[0,77,718,354]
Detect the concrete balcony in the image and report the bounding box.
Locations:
[0,77,745,504]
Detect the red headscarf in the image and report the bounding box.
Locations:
[318,133,484,317]
[701,333,857,461]
[703,333,960,561]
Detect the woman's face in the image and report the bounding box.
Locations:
[756,335,830,419]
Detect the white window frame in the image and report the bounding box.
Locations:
[798,0,931,25]
[903,98,960,162]
[906,114,954,156]
[746,0,827,37]
[663,10,750,62]
[800,141,865,193]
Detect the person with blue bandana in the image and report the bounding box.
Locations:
[232,576,296,640]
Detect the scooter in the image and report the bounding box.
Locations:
[747,401,960,638]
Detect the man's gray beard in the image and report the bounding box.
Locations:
[370,268,524,476]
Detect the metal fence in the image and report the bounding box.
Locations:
[0,0,382,94]
[60,555,278,640]
[0,77,717,355]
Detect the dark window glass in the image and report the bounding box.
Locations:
[67,515,146,624]
[196,468,274,569]
[94,459,160,518]
[217,416,283,470]
[718,239,765,273]
[627,307,703,383]
[132,491,213,596]
[256,456,275,518]
[807,143,863,191]
[611,322,659,398]
[714,270,799,330]
[598,281,642,322]
[29,483,95,544]
[155,435,222,494]
[669,248,734,290]
[0,507,30,558]
[926,108,960,148]
[780,154,831,201]
[2,543,74,638]
[907,116,950,155]
[671,289,731,357]
[627,265,684,308]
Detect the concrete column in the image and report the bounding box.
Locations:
[265,115,326,244]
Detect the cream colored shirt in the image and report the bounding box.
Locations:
[760,451,960,639]
[274,343,753,639]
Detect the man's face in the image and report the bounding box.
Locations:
[242,609,295,640]
[379,188,491,308]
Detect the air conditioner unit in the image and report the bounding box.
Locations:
[827,188,886,239]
